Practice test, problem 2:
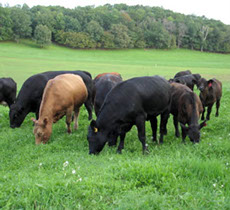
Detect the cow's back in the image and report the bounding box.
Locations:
[94,72,121,81]
[94,74,122,115]
[40,74,88,115]
[213,78,222,99]
[10,70,93,128]
[174,70,192,78]
[0,78,17,106]
[98,76,171,124]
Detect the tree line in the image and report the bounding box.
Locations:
[0,3,230,52]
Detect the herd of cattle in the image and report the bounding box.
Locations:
[0,70,222,154]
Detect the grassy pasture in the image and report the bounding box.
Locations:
[0,41,230,209]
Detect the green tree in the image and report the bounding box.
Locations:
[0,7,13,40]
[10,6,32,42]
[110,23,132,48]
[176,22,188,48]
[64,16,81,32]
[140,18,170,48]
[85,20,104,43]
[31,6,55,33]
[34,24,51,47]
[101,31,115,48]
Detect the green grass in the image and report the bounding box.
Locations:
[1,40,230,209]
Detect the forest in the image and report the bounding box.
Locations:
[0,3,230,52]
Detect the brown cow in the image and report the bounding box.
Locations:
[32,74,88,144]
[94,72,121,80]
[197,78,222,120]
[170,83,206,143]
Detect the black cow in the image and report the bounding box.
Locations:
[0,78,17,107]
[9,71,94,128]
[87,76,171,155]
[170,74,201,91]
[170,83,206,143]
[174,70,192,78]
[94,73,122,116]
[197,78,222,120]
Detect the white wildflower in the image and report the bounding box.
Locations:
[213,183,216,188]
[39,163,42,167]
[77,177,82,182]
[72,169,76,174]
[226,162,229,166]
[221,185,224,188]
[63,161,69,167]
[209,143,212,146]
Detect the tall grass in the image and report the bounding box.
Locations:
[0,41,230,209]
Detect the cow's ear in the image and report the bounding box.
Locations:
[207,79,214,88]
[90,120,98,133]
[43,118,48,127]
[199,120,207,130]
[31,118,37,123]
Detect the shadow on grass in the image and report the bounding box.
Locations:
[20,39,50,49]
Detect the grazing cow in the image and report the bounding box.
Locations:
[174,70,192,78]
[32,74,88,144]
[170,83,206,143]
[9,70,94,128]
[94,73,122,116]
[88,76,171,155]
[0,78,17,107]
[197,78,222,120]
[171,74,201,91]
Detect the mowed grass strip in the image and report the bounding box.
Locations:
[0,41,230,209]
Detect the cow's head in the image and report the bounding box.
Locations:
[32,118,52,144]
[197,78,214,92]
[180,121,207,143]
[193,74,201,83]
[87,120,107,154]
[9,104,28,128]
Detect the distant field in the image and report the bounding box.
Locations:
[0,41,230,209]
[1,40,230,86]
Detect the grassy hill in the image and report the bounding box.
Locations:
[0,41,230,209]
[1,40,230,86]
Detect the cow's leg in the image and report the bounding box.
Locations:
[66,108,73,133]
[201,107,205,120]
[135,114,148,154]
[215,99,220,117]
[35,111,39,120]
[84,99,93,120]
[173,115,180,138]
[150,117,157,142]
[206,104,213,120]
[159,111,169,144]
[73,107,80,130]
[117,132,126,154]
[181,125,187,143]
[32,109,40,126]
